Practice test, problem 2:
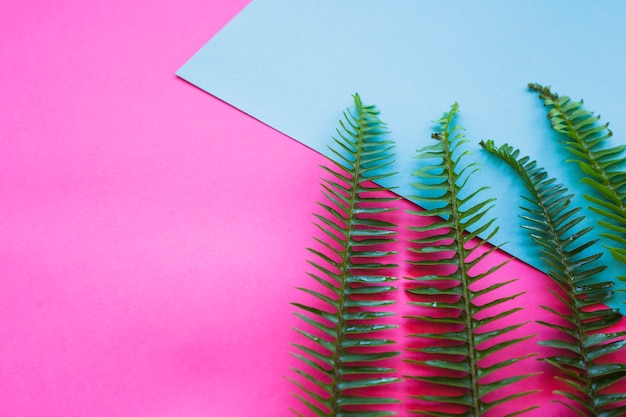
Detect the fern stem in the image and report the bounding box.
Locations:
[529,83,626,214]
[328,100,367,415]
[529,83,626,278]
[439,127,482,416]
[407,107,536,416]
[480,140,607,416]
[291,94,400,416]
[533,193,598,414]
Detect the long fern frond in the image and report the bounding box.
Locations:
[290,94,401,416]
[528,83,626,277]
[481,140,626,416]
[404,104,537,416]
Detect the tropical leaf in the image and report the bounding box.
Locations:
[528,83,626,279]
[404,103,537,416]
[290,94,401,416]
[481,139,626,416]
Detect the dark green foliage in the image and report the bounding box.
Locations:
[290,94,401,416]
[481,140,626,417]
[404,104,537,416]
[529,83,626,278]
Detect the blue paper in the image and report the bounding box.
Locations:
[178,0,626,311]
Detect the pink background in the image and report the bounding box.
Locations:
[2,1,625,416]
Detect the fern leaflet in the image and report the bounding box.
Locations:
[290,94,401,416]
[481,140,626,417]
[528,83,626,278]
[404,104,537,416]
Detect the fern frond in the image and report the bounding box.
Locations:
[404,104,537,416]
[528,83,626,278]
[290,94,401,416]
[481,140,626,416]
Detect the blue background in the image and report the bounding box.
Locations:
[178,0,626,311]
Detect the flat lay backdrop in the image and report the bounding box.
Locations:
[2,1,625,416]
[178,0,626,309]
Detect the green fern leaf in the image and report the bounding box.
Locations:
[290,94,401,416]
[405,104,537,416]
[528,83,626,279]
[481,140,626,416]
